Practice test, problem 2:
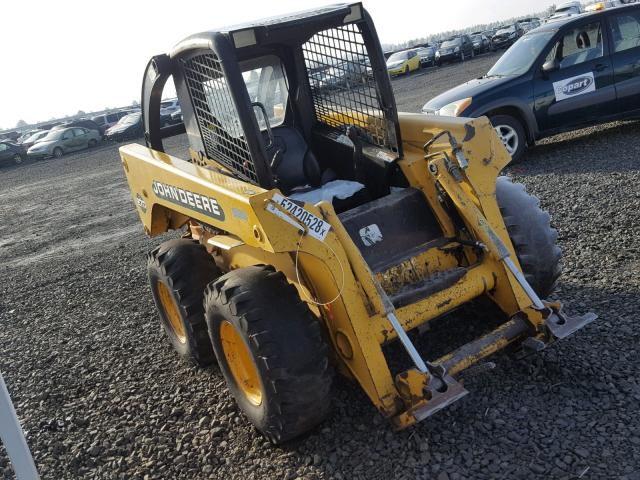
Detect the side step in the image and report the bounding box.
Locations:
[389,267,467,309]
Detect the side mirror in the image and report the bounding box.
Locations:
[542,59,560,75]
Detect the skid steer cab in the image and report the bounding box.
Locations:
[119,2,596,443]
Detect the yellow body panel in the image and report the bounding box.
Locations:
[120,112,556,426]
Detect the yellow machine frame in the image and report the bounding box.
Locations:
[120,113,594,428]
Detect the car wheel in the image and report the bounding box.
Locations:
[471,49,475,58]
[460,51,465,62]
[88,139,97,148]
[404,65,409,75]
[490,114,526,163]
[12,154,23,165]
[53,147,63,158]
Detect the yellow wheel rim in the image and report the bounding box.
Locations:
[219,320,263,406]
[156,281,186,344]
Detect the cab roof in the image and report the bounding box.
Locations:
[169,3,363,58]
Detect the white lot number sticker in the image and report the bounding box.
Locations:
[266,193,331,241]
[553,72,596,102]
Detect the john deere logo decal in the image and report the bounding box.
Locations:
[152,180,225,221]
[553,72,596,101]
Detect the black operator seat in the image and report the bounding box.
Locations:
[270,126,323,192]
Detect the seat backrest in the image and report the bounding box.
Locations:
[270,126,321,192]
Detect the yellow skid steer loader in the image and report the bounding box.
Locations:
[119,3,596,443]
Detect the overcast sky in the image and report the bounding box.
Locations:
[0,0,554,128]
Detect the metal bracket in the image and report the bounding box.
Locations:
[545,309,597,340]
[412,375,469,422]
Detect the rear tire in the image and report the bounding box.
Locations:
[88,139,97,147]
[148,238,221,367]
[53,147,63,158]
[496,177,562,298]
[204,265,332,444]
[12,154,22,165]
[489,114,526,163]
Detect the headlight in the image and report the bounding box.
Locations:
[454,46,460,52]
[434,97,472,117]
[435,51,441,57]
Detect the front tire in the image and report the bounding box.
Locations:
[53,147,63,158]
[12,154,23,165]
[496,177,562,298]
[147,238,221,367]
[204,265,332,444]
[490,114,526,163]
[88,139,97,148]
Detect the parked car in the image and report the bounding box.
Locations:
[471,34,491,54]
[492,23,524,49]
[548,1,584,21]
[386,49,421,75]
[415,46,437,67]
[520,18,542,32]
[20,130,50,150]
[17,129,42,144]
[27,127,101,159]
[104,112,143,141]
[52,119,102,135]
[160,98,180,116]
[436,35,475,65]
[169,108,183,125]
[422,4,640,162]
[91,111,130,134]
[0,141,26,166]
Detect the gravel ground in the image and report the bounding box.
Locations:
[1,53,640,479]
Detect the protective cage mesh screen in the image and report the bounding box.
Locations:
[181,53,258,183]
[302,23,390,148]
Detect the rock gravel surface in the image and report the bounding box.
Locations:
[1,53,639,479]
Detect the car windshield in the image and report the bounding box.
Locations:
[119,113,141,125]
[160,101,174,108]
[25,131,47,142]
[388,52,408,62]
[41,130,64,141]
[487,31,555,76]
[471,35,483,41]
[496,26,516,35]
[441,39,461,48]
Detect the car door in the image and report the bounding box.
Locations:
[0,143,9,163]
[60,130,75,151]
[533,18,616,132]
[72,128,88,149]
[408,50,419,70]
[608,8,640,113]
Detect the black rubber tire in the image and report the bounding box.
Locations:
[489,114,526,163]
[53,147,63,158]
[404,65,410,75]
[147,238,221,367]
[204,265,332,444]
[12,154,23,165]
[88,139,97,147]
[496,176,562,299]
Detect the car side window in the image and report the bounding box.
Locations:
[73,128,86,137]
[62,131,73,140]
[610,12,640,53]
[553,22,604,69]
[0,143,7,152]
[106,113,119,122]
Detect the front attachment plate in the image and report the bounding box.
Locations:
[412,375,469,422]
[545,310,597,340]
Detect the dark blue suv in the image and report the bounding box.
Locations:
[422,4,640,162]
